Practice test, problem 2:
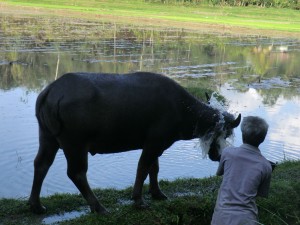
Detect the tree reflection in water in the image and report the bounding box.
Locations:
[0,15,299,198]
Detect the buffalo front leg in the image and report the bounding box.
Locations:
[28,131,59,214]
[132,150,160,208]
[64,148,108,214]
[149,159,168,200]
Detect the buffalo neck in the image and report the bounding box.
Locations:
[180,97,220,140]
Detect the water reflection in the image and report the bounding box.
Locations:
[221,85,300,161]
[42,207,89,224]
[0,15,299,198]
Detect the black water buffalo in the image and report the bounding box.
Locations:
[28,72,241,214]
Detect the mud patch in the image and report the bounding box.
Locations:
[163,62,237,78]
[118,198,133,206]
[249,77,291,90]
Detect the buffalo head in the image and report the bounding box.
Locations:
[206,112,241,161]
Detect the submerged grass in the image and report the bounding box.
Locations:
[1,0,300,37]
[0,160,299,225]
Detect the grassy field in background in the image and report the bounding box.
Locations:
[1,0,300,37]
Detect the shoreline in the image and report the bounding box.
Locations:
[0,160,299,224]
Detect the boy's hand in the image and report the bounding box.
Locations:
[268,160,277,172]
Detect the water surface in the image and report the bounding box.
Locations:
[0,15,299,198]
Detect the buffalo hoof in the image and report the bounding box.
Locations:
[91,204,109,215]
[29,203,47,214]
[97,208,109,215]
[133,198,149,210]
[151,191,168,201]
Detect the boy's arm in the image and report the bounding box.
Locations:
[257,167,272,197]
[216,154,225,176]
[257,177,271,197]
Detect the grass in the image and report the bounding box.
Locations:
[1,0,300,37]
[0,160,299,225]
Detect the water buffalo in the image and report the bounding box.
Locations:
[28,72,241,214]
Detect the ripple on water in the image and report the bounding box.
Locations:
[1,24,300,199]
[162,62,237,78]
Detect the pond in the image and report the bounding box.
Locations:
[0,15,300,199]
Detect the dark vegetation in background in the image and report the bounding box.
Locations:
[146,0,300,9]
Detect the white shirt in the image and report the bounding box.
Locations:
[211,144,272,225]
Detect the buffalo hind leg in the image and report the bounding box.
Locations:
[64,148,108,214]
[28,131,59,214]
[132,149,162,208]
[149,159,168,200]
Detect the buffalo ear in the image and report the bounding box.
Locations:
[231,114,241,128]
[205,92,210,103]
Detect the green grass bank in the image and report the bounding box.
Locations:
[0,160,299,225]
[1,0,300,38]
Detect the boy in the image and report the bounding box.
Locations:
[211,116,272,225]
